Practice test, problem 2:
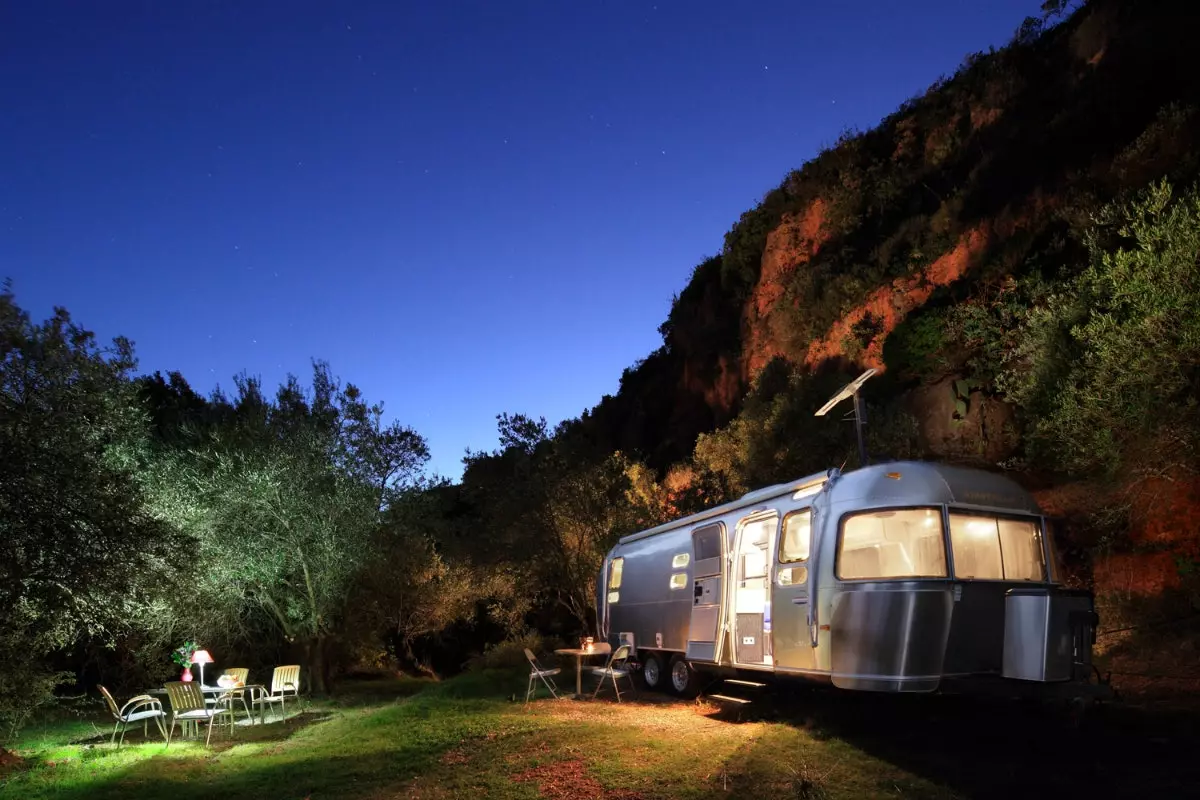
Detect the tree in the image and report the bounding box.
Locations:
[462,414,668,637]
[150,363,429,694]
[0,287,175,740]
[344,481,509,674]
[1001,180,1200,475]
[533,453,657,633]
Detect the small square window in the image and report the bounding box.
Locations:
[607,591,620,604]
[669,572,687,590]
[672,553,690,569]
[781,510,812,563]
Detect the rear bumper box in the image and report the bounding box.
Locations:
[1002,588,1095,682]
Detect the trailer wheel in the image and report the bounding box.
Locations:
[641,652,666,691]
[669,654,699,697]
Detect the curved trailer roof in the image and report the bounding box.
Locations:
[617,461,1041,546]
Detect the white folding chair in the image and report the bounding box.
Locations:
[523,648,561,704]
[590,644,637,702]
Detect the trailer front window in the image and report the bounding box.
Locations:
[948,514,1045,581]
[838,508,947,580]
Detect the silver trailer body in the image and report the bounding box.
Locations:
[598,461,1100,695]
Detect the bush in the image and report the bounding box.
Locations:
[1001,180,1200,474]
[0,615,71,744]
[465,631,568,673]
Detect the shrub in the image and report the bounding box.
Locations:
[0,614,71,744]
[1001,180,1200,474]
[465,631,568,673]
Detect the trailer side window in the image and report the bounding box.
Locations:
[780,510,812,563]
[669,572,688,589]
[948,514,1045,581]
[609,557,624,589]
[838,508,947,580]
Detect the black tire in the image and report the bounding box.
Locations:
[641,651,666,691]
[668,654,700,697]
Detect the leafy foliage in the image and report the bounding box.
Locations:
[1000,180,1200,474]
[0,288,176,740]
[145,364,430,694]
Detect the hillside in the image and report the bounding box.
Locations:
[576,0,1197,464]
[549,0,1200,695]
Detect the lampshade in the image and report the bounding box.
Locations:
[190,649,214,665]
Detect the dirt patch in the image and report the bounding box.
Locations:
[970,105,1003,131]
[802,193,1056,372]
[537,694,731,735]
[512,758,629,800]
[907,378,1018,463]
[681,353,740,416]
[0,748,24,774]
[439,746,471,766]
[802,224,991,371]
[744,198,830,378]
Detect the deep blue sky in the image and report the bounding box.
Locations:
[2,0,1036,478]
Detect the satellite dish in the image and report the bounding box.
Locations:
[814,368,877,467]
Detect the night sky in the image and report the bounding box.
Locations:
[2,1,1036,478]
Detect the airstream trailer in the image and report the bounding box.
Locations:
[596,461,1105,700]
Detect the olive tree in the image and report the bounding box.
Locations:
[0,287,175,740]
[151,363,428,694]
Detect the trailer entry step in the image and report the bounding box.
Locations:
[723,679,767,688]
[706,694,753,704]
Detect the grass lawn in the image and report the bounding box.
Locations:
[2,669,1198,799]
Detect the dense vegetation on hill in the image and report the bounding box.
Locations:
[455,0,1200,687]
[3,0,1200,741]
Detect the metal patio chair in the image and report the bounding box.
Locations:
[210,667,255,724]
[98,685,167,747]
[523,648,562,704]
[164,681,234,747]
[590,644,637,702]
[251,665,301,722]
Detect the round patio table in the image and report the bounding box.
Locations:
[553,647,609,699]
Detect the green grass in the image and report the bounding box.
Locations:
[0,672,956,799]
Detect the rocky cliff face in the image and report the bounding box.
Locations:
[570,0,1200,696]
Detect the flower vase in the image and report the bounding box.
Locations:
[181,667,193,682]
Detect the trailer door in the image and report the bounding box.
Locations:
[732,513,779,667]
[686,523,724,663]
[772,508,816,670]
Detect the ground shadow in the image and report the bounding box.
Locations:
[9,710,421,800]
[66,708,338,750]
[703,681,1200,799]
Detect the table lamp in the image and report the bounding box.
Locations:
[191,649,214,687]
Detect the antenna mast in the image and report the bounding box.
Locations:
[814,368,877,468]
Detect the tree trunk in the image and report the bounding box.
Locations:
[401,638,438,678]
[305,636,328,697]
[321,635,335,695]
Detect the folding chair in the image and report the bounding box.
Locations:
[98,685,167,747]
[523,648,561,704]
[590,644,637,702]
